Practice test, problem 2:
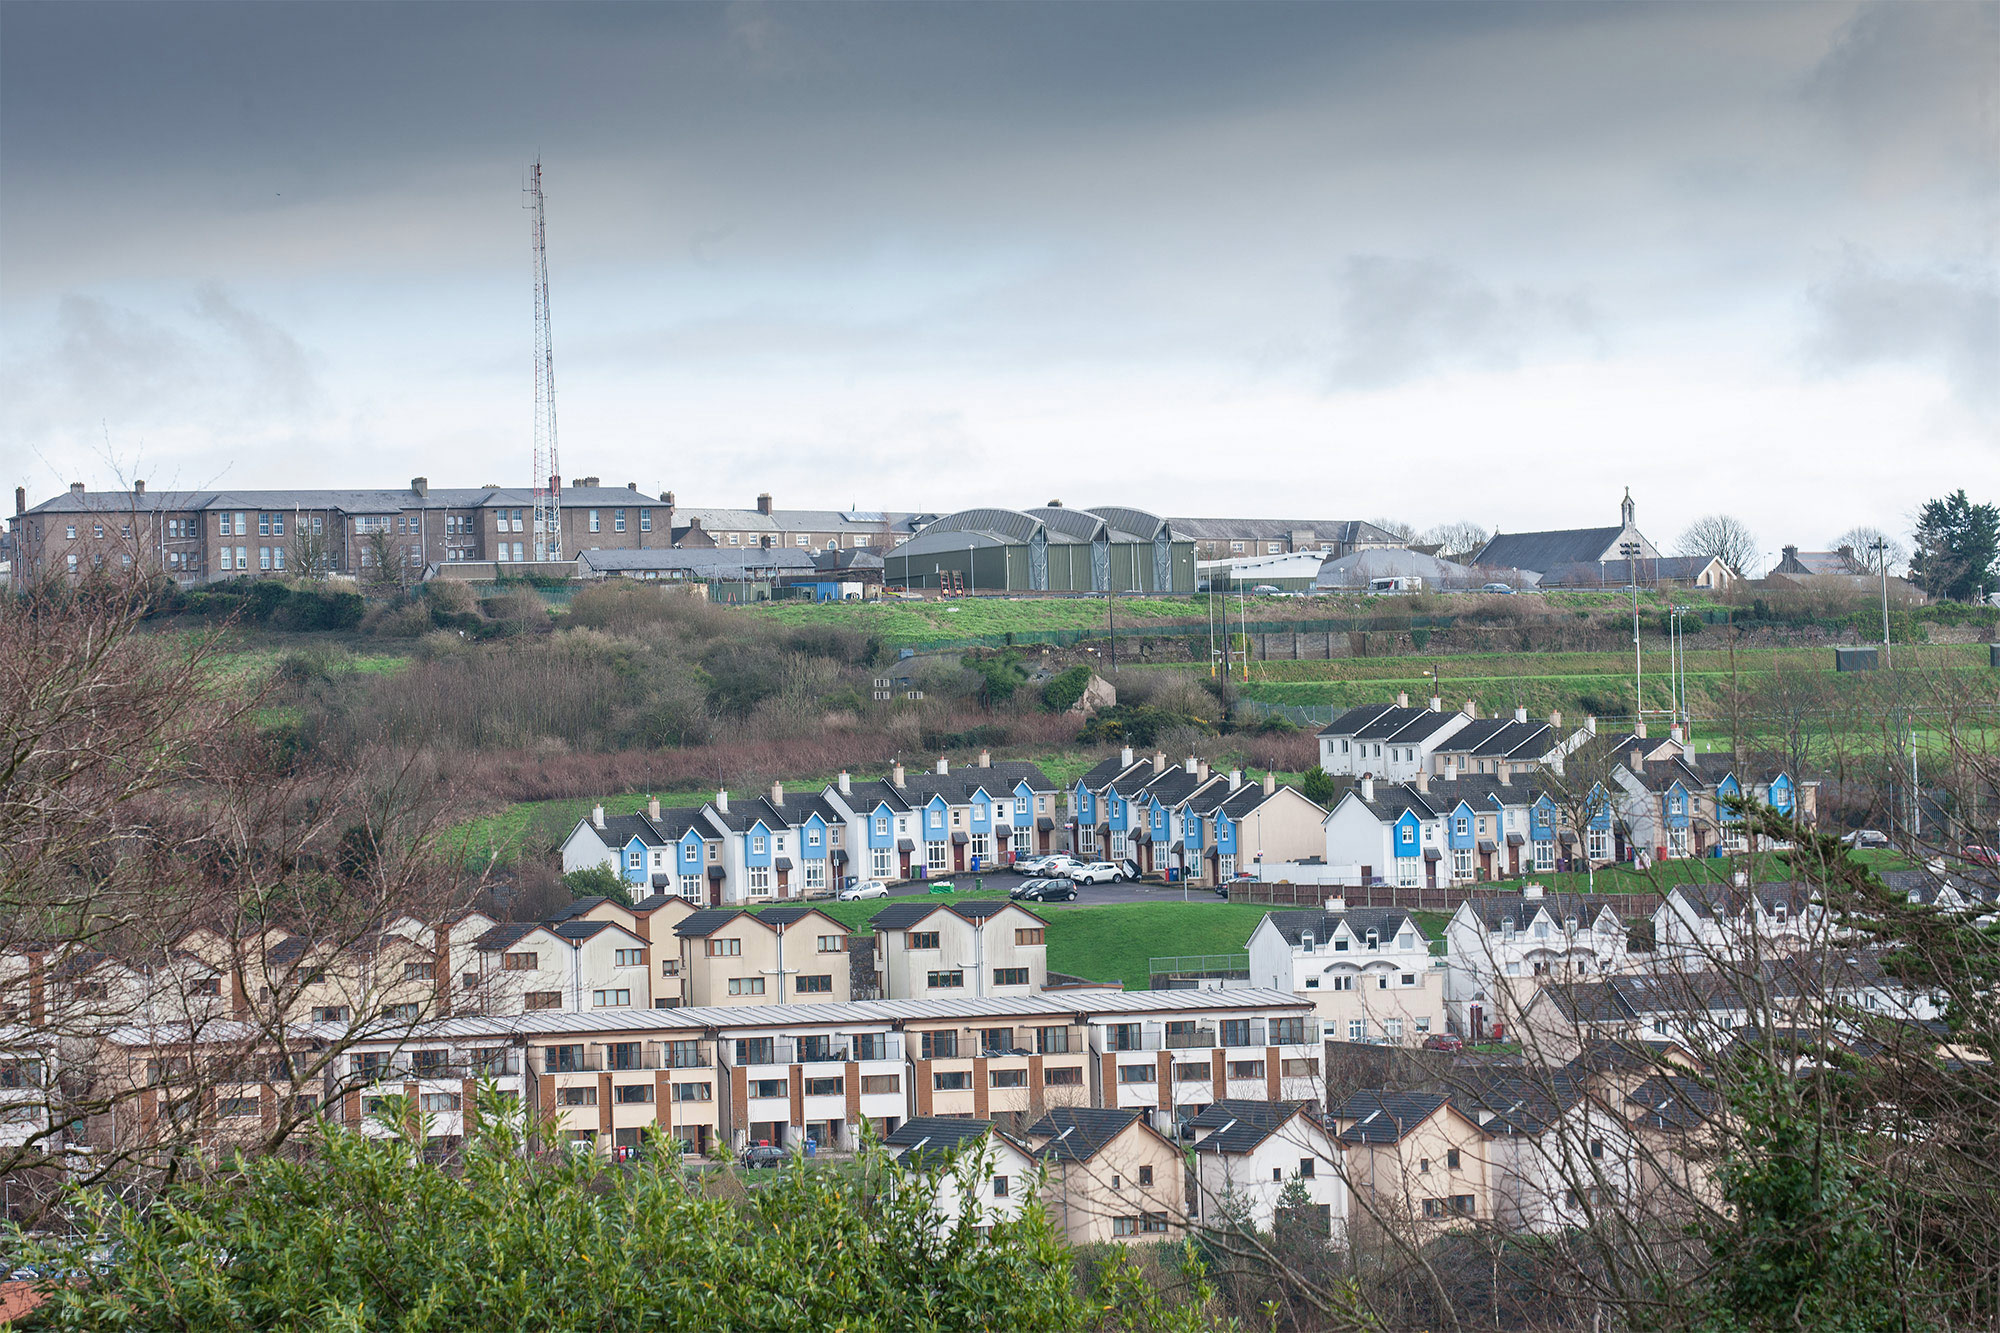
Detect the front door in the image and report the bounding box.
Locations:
[953,843,965,872]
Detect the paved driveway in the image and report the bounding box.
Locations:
[865,869,1225,909]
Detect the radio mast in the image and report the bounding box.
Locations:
[526,160,562,563]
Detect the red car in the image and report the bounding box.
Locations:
[1965,846,2000,867]
[1421,1034,1465,1053]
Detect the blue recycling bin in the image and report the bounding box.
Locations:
[1167,867,1179,883]
[804,1137,817,1158]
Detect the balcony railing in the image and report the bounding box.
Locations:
[1164,1027,1217,1050]
[543,1050,604,1074]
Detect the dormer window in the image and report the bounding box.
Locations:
[1773,902,1787,924]
[1300,932,1315,953]
[1502,918,1516,940]
[1565,917,1578,934]
[1365,930,1380,950]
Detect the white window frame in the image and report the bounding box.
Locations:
[1395,857,1420,888]
[872,848,893,879]
[748,865,772,893]
[804,860,826,890]
[926,840,948,872]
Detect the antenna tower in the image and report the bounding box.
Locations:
[526,161,562,563]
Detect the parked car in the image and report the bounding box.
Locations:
[1009,877,1062,900]
[1421,1033,1466,1053]
[837,880,890,901]
[741,1144,788,1169]
[1250,584,1282,595]
[1964,845,2000,867]
[1211,882,1232,899]
[1018,881,1078,902]
[1841,829,1891,849]
[1068,861,1124,885]
[1480,582,1515,595]
[1017,854,1079,876]
[927,881,957,894]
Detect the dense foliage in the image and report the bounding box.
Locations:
[18,1096,1232,1332]
[1910,489,2000,603]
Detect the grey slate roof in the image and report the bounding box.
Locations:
[1540,556,1727,587]
[1331,1090,1450,1144]
[1266,908,1422,947]
[1167,516,1401,546]
[885,1115,1005,1164]
[673,909,758,939]
[868,899,1022,931]
[1027,1106,1146,1162]
[1473,526,1630,574]
[1462,892,1627,930]
[1192,1101,1322,1155]
[1625,1075,1719,1131]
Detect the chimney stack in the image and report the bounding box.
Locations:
[1120,745,1135,768]
[1415,770,1431,794]
[837,770,851,795]
[69,482,85,496]
[716,789,730,814]
[1524,883,1545,899]
[1463,699,1477,717]
[892,762,906,788]
[1184,756,1198,775]
[1630,748,1644,772]
[664,491,675,507]
[757,493,773,515]
[1444,761,1457,783]
[1429,694,1442,712]
[936,756,949,775]
[591,804,606,830]
[1361,776,1375,802]
[1196,758,1210,783]
[1585,716,1598,735]
[1669,723,1684,745]
[979,749,992,768]
[1498,765,1511,785]
[647,795,661,820]
[1550,710,1562,729]
[627,481,637,491]
[411,477,428,498]
[1635,721,1648,739]
[1327,896,1347,914]
[771,781,785,807]
[1228,769,1242,791]
[1151,750,1166,773]
[578,476,601,489]
[1733,870,1749,888]
[14,487,24,517]
[1514,705,1528,724]
[1396,690,1409,708]
[133,479,145,496]
[1262,770,1276,796]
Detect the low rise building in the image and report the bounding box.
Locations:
[1026,1106,1186,1244]
[1189,1099,1348,1242]
[673,908,853,1008]
[869,900,1049,1001]
[1330,1090,1494,1236]
[1245,907,1446,1044]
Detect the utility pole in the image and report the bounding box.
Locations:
[1108,582,1117,674]
[525,161,563,564]
[1620,541,1643,724]
[1870,539,1891,667]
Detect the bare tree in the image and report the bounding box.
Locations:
[1424,522,1492,562]
[1369,518,1421,545]
[290,525,337,580]
[1675,514,1758,576]
[0,576,482,1219]
[1831,526,1905,575]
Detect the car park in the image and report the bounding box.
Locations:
[837,880,890,901]
[1017,881,1079,902]
[1068,861,1125,885]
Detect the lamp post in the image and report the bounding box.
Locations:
[1619,541,1643,724]
[1870,539,1891,667]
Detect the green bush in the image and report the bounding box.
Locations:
[18,1098,1227,1331]
[1041,665,1093,713]
[563,864,628,900]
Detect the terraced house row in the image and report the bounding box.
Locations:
[95,988,1324,1165]
[561,755,1062,904]
[1070,747,1328,885]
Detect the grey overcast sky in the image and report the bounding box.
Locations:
[2,1,1995,548]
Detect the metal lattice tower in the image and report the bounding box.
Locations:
[526,161,562,563]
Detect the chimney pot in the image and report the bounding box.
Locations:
[591,804,606,830]
[69,482,85,496]
[716,789,729,814]
[1361,776,1375,802]
[757,493,773,515]
[647,796,661,820]
[838,770,851,795]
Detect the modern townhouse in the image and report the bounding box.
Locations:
[891,758,1059,879]
[1168,770,1327,888]
[673,907,854,1008]
[885,1117,1042,1236]
[900,1006,1093,1126]
[464,918,656,1016]
[1246,907,1446,1044]
[697,784,848,906]
[1329,1090,1494,1235]
[1449,1074,1643,1234]
[1126,756,1225,879]
[1650,880,1822,968]
[1323,768,1598,889]
[1026,1106,1187,1244]
[1188,1099,1348,1241]
[1069,747,1159,861]
[1316,696,1472,782]
[1443,886,1632,1039]
[870,900,1049,1001]
[560,798,717,904]
[1424,708,1573,781]
[1621,1074,1727,1216]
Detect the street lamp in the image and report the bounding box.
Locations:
[1869,539,1891,667]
